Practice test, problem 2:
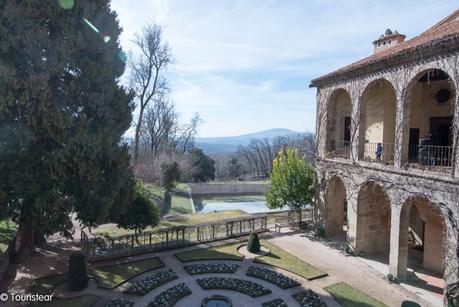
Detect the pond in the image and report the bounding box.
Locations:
[195,194,285,214]
[202,295,232,307]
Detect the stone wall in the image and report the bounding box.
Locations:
[315,158,459,284]
[188,182,269,195]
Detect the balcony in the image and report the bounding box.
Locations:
[326,140,351,159]
[361,142,394,164]
[409,144,453,173]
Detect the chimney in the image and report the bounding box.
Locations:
[373,29,406,54]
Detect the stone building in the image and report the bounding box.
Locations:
[311,10,459,294]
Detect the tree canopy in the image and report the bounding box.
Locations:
[265,148,315,222]
[0,0,135,254]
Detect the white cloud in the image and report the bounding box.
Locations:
[111,0,458,137]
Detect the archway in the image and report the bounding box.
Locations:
[326,89,352,159]
[402,69,456,172]
[355,182,391,259]
[324,176,347,238]
[359,79,397,164]
[398,196,446,277]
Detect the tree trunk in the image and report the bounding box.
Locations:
[15,221,35,260]
[133,106,145,165]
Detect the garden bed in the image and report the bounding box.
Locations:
[196,277,271,297]
[262,298,288,307]
[246,265,300,289]
[105,297,134,307]
[184,263,238,275]
[292,289,327,307]
[148,283,191,307]
[124,269,178,295]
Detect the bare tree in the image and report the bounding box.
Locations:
[130,24,172,164]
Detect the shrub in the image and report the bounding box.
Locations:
[386,273,399,284]
[262,298,287,307]
[196,277,271,297]
[148,283,191,307]
[161,191,172,216]
[184,263,238,275]
[247,232,260,253]
[315,226,325,238]
[246,266,300,289]
[116,182,160,234]
[105,297,134,307]
[160,162,181,190]
[293,289,327,307]
[344,244,354,256]
[67,252,88,291]
[124,269,178,296]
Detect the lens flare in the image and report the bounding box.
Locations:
[83,18,100,34]
[103,36,111,43]
[58,0,74,9]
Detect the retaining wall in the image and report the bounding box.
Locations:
[188,182,269,195]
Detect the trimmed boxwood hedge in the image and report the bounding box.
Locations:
[293,289,327,307]
[148,283,191,307]
[124,269,178,296]
[196,277,271,297]
[184,263,238,275]
[246,265,300,289]
[68,252,88,291]
[105,297,134,307]
[262,298,288,307]
[247,232,260,253]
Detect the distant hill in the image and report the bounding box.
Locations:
[195,128,305,154]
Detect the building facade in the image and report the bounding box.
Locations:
[311,10,459,294]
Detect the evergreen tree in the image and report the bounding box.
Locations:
[189,148,215,182]
[0,0,135,256]
[265,148,315,223]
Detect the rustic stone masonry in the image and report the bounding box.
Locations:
[311,10,459,300]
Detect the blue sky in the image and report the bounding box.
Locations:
[111,0,458,137]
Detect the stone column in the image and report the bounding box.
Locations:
[346,189,359,249]
[389,204,409,280]
[350,93,361,163]
[393,91,408,168]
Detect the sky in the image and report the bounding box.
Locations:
[110,0,458,138]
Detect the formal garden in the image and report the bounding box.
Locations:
[26,231,397,307]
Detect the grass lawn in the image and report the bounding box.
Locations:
[90,257,164,289]
[33,294,100,307]
[94,210,247,238]
[175,241,244,262]
[168,183,194,215]
[143,183,164,205]
[324,282,387,307]
[254,240,327,280]
[0,219,16,254]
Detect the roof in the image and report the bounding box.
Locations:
[310,10,459,87]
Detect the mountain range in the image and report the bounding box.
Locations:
[195,128,305,154]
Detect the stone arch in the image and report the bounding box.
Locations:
[400,68,457,170]
[326,88,352,158]
[355,181,391,257]
[358,78,397,163]
[324,176,348,237]
[397,195,447,278]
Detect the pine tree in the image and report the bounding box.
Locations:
[0,0,135,256]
